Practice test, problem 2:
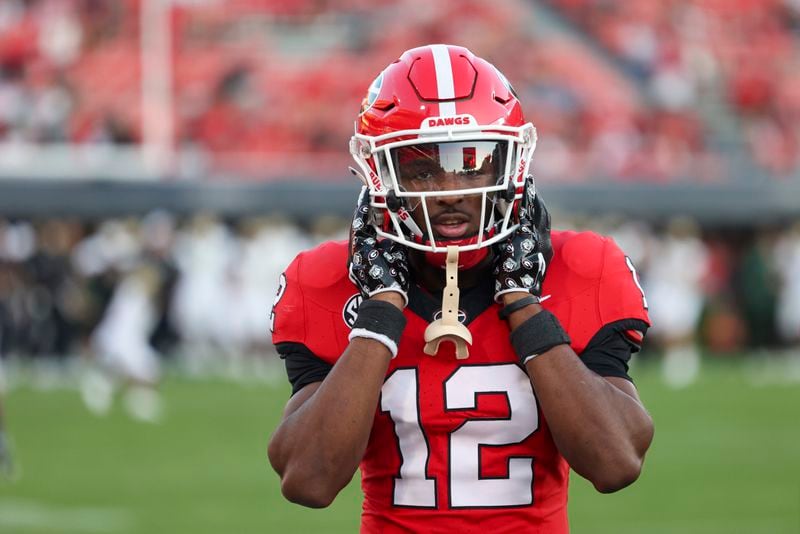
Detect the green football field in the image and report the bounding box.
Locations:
[0,359,798,533]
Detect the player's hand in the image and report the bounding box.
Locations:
[348,187,410,307]
[494,178,553,301]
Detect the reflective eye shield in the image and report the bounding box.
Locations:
[376,140,514,202]
[391,141,507,189]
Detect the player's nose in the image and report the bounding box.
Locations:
[433,174,466,205]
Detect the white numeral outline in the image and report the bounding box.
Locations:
[625,256,648,309]
[445,364,538,508]
[382,368,437,508]
[268,273,287,333]
[381,364,539,509]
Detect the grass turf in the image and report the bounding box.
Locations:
[0,359,798,533]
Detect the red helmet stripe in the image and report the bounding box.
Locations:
[431,44,456,116]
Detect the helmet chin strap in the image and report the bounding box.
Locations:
[424,246,472,359]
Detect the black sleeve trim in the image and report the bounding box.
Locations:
[275,342,332,396]
[579,319,649,382]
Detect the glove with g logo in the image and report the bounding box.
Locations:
[348,187,410,306]
[494,179,553,301]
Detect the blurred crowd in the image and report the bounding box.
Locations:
[0,211,350,419]
[1,0,799,180]
[1,213,799,369]
[550,0,800,178]
[604,217,800,386]
[0,213,344,368]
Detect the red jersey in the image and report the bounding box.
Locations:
[271,230,650,533]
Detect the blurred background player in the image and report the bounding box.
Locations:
[0,356,15,479]
[645,216,710,388]
[774,221,800,349]
[82,262,164,423]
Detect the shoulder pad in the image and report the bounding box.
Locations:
[270,241,359,363]
[596,236,650,327]
[557,230,607,279]
[293,240,351,289]
[545,231,650,352]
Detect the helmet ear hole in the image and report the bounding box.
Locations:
[386,189,405,212]
[503,179,516,202]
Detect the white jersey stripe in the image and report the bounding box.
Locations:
[431,45,456,116]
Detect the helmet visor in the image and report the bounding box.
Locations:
[390,141,508,193]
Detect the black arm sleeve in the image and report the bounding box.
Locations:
[276,342,333,396]
[579,319,649,382]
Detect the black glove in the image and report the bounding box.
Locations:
[494,178,553,301]
[348,187,410,306]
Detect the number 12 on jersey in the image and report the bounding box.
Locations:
[381,364,539,508]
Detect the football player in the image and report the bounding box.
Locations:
[268,45,653,533]
[0,365,14,479]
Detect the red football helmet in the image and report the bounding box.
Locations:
[350,44,537,267]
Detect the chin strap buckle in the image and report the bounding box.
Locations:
[423,246,472,359]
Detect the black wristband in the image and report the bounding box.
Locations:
[498,295,540,320]
[349,299,407,357]
[510,309,571,365]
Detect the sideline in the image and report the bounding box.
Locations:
[0,498,135,533]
